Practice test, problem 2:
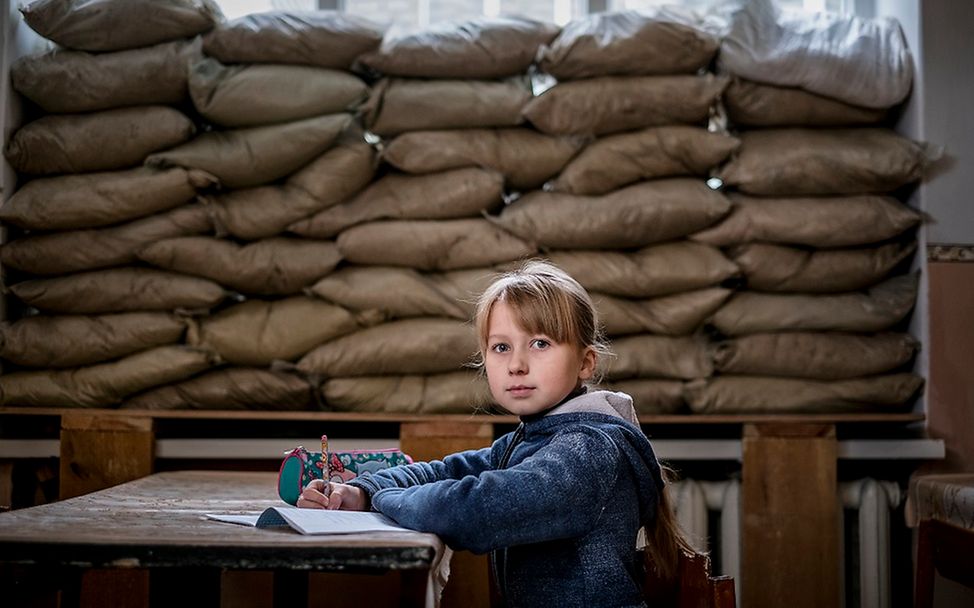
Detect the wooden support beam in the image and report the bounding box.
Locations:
[59,413,155,500]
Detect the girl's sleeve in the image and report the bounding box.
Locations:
[346,443,499,498]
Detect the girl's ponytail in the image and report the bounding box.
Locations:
[643,464,696,584]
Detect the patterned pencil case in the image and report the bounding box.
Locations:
[277,436,413,505]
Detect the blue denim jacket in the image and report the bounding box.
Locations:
[348,390,663,607]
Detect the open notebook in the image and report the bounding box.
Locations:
[206,506,413,535]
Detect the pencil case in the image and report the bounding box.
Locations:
[277,436,412,505]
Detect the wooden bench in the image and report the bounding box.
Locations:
[909,473,974,607]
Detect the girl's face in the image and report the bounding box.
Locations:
[484,300,596,416]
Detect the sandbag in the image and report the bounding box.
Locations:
[709,272,919,336]
[362,78,530,136]
[606,334,712,380]
[547,242,739,298]
[717,128,927,195]
[202,11,384,69]
[522,74,727,136]
[189,58,368,127]
[5,106,195,175]
[712,332,919,380]
[538,9,718,79]
[337,219,536,271]
[684,373,923,414]
[138,236,341,295]
[20,0,222,52]
[122,367,313,411]
[549,126,740,195]
[723,78,888,127]
[297,318,477,377]
[0,167,216,231]
[603,379,684,415]
[730,241,917,293]
[145,113,352,188]
[322,371,492,414]
[289,168,503,238]
[284,127,377,204]
[381,128,582,191]
[357,16,559,78]
[1,204,211,276]
[494,179,730,249]
[689,193,923,248]
[0,312,187,368]
[12,39,201,113]
[594,288,732,337]
[188,296,364,366]
[10,268,229,314]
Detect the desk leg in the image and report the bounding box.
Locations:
[59,413,154,500]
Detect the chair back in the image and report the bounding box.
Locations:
[642,548,736,608]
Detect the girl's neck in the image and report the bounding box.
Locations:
[519,385,587,423]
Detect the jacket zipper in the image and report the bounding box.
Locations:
[492,423,525,606]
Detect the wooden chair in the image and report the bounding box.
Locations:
[642,548,737,608]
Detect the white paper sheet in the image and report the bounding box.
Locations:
[206,506,412,535]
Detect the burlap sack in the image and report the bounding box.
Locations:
[549,127,740,195]
[689,193,923,248]
[138,236,341,295]
[289,168,504,239]
[0,167,216,231]
[357,16,559,78]
[20,0,222,52]
[284,127,377,204]
[202,11,384,69]
[5,106,195,175]
[363,78,530,136]
[122,367,313,411]
[684,373,924,414]
[381,128,583,191]
[338,219,536,271]
[713,332,919,380]
[522,74,727,136]
[189,58,368,127]
[724,78,888,128]
[0,312,187,368]
[717,128,927,195]
[12,39,201,114]
[10,268,229,314]
[188,296,364,366]
[297,318,477,377]
[593,288,732,336]
[1,204,211,276]
[709,272,919,336]
[538,9,718,79]
[603,379,685,415]
[731,240,917,293]
[606,334,712,380]
[322,371,492,414]
[547,242,739,298]
[0,345,218,408]
[494,179,730,249]
[145,113,352,189]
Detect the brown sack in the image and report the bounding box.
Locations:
[297,318,477,377]
[684,373,924,414]
[358,16,559,79]
[710,272,919,336]
[724,78,889,128]
[713,332,919,380]
[549,126,740,195]
[122,367,313,411]
[138,236,341,295]
[1,204,211,276]
[522,74,727,136]
[189,58,368,127]
[594,288,732,336]
[717,128,927,195]
[381,128,582,191]
[188,296,363,366]
[322,371,492,414]
[0,312,187,368]
[145,113,352,189]
[10,268,229,314]
[0,345,218,408]
[289,168,503,239]
[12,39,201,113]
[284,127,377,204]
[689,193,923,248]
[603,379,685,415]
[495,179,730,249]
[731,241,917,293]
[606,334,712,380]
[202,11,384,69]
[5,106,195,175]
[338,219,536,271]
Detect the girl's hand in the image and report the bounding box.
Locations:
[296,479,368,511]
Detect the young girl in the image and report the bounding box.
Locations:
[298,260,689,607]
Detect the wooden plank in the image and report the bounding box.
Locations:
[221,571,274,608]
[79,569,149,608]
[0,462,12,511]
[742,423,840,608]
[59,413,155,500]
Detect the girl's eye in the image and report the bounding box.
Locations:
[491,343,509,353]
[531,339,550,349]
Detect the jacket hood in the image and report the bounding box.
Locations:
[544,389,641,426]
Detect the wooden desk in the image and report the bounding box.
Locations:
[0,470,449,608]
